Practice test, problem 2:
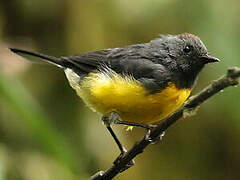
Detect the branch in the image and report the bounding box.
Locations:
[90,67,240,180]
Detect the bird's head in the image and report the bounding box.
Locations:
[150,33,219,75]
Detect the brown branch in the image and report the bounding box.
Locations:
[90,67,240,180]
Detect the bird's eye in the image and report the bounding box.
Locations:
[183,46,191,53]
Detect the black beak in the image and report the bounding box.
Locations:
[201,55,220,64]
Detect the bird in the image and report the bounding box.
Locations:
[10,33,219,156]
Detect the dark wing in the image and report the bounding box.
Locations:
[61,44,146,75]
[63,45,171,93]
[61,49,113,75]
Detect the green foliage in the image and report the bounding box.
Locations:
[0,73,87,179]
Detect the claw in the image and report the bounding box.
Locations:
[145,130,165,144]
[113,147,135,172]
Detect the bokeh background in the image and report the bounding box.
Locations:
[0,0,240,179]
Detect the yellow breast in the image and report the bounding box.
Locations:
[76,71,191,124]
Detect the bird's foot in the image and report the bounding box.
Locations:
[145,127,165,144]
[113,147,135,172]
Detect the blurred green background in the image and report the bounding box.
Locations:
[0,0,239,179]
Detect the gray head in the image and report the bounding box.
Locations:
[149,33,219,76]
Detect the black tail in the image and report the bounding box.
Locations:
[9,48,65,67]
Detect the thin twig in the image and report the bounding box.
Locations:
[90,67,240,180]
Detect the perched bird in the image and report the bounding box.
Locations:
[10,33,219,154]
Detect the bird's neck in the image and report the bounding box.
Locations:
[175,73,197,89]
[173,66,204,89]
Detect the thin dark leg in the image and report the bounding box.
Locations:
[102,113,126,153]
[103,111,157,130]
[102,113,135,171]
[105,124,125,153]
[104,112,164,144]
[114,120,157,130]
[113,120,165,144]
[105,124,134,171]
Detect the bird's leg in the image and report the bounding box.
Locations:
[107,112,157,130]
[116,120,164,144]
[102,112,134,171]
[114,120,158,130]
[102,112,126,153]
[106,112,165,144]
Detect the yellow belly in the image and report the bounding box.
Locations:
[75,71,191,124]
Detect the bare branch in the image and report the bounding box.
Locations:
[90,67,240,180]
